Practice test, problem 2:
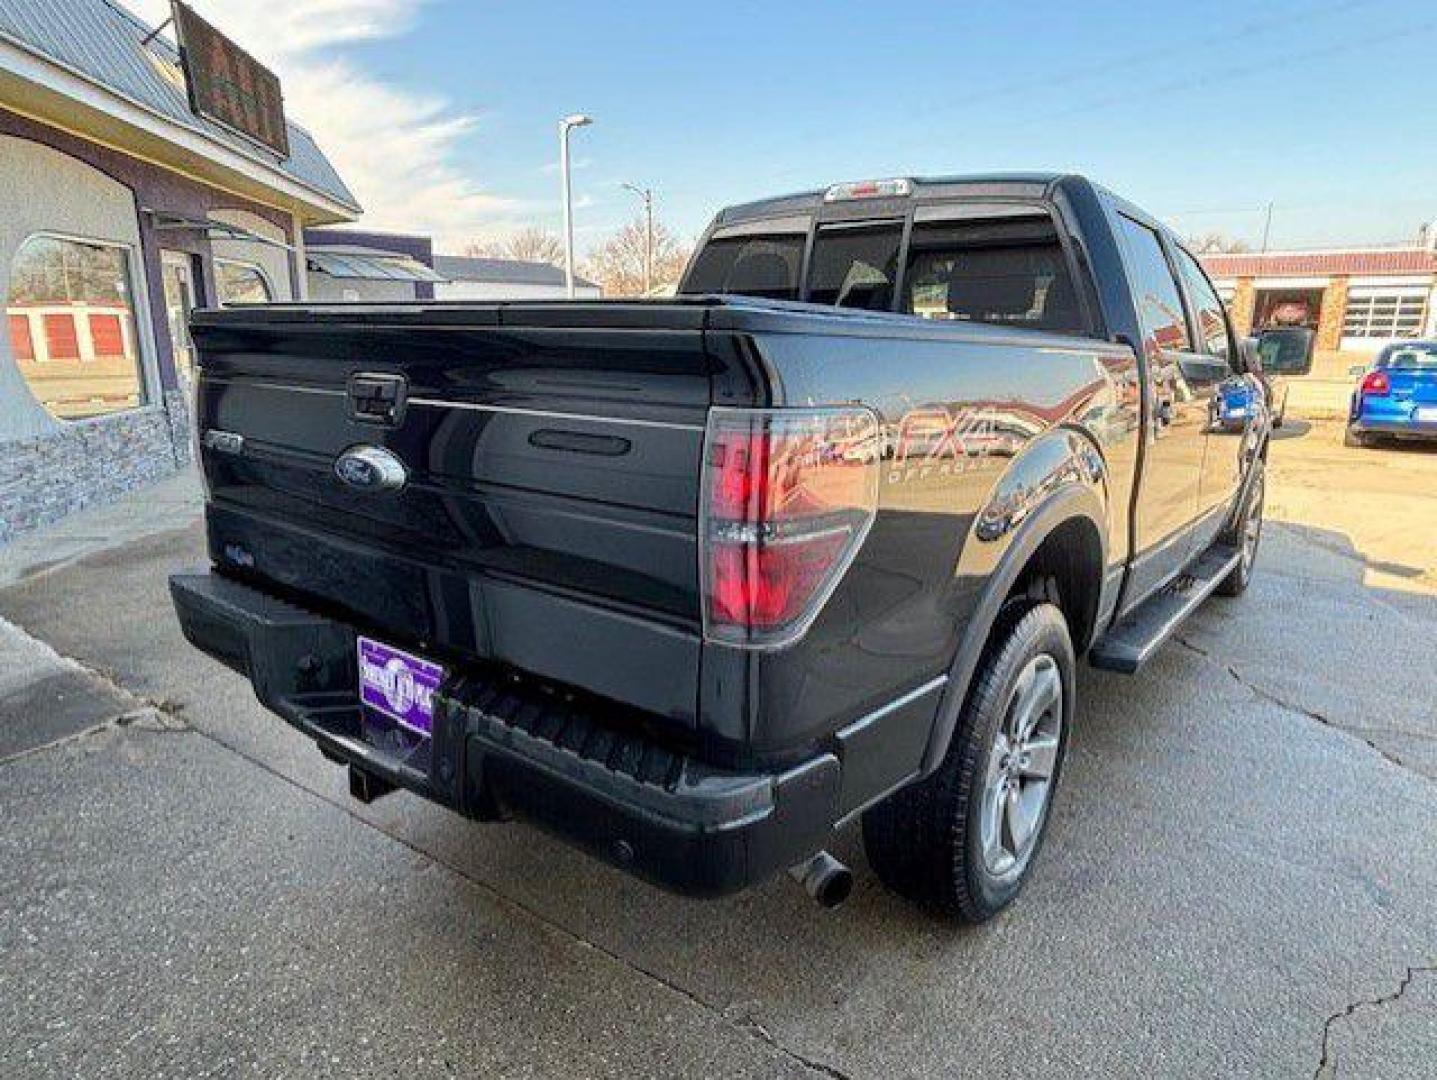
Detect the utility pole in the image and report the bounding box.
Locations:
[622,182,654,295]
[1260,201,1275,254]
[558,114,593,298]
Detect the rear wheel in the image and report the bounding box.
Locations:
[1217,460,1264,597]
[863,602,1073,921]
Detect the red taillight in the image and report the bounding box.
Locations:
[701,408,880,648]
[1361,370,1390,396]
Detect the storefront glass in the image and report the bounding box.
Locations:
[6,235,146,420]
[161,251,198,390]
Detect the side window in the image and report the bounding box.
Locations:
[1115,216,1191,355]
[1174,247,1233,365]
[680,234,804,300]
[805,222,903,311]
[902,214,1084,334]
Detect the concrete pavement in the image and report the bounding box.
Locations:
[1,421,1434,1078]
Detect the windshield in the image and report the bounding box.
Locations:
[1380,342,1437,370]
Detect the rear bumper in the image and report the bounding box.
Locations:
[169,571,845,897]
[1348,418,1437,440]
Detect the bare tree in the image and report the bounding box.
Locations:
[583,216,691,297]
[463,226,566,267]
[1189,232,1253,255]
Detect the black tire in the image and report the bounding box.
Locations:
[1216,458,1265,597]
[862,601,1074,922]
[1343,427,1373,449]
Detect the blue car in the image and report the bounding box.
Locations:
[1346,340,1437,447]
[1210,377,1259,431]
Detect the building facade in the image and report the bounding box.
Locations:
[0,0,358,544]
[1202,245,1437,364]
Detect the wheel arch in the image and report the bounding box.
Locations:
[919,437,1111,776]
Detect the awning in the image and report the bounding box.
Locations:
[306,250,447,284]
[142,209,296,252]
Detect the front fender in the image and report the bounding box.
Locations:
[919,429,1109,774]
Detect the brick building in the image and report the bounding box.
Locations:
[0,0,358,544]
[1201,244,1437,365]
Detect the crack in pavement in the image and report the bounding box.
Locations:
[1174,637,1423,779]
[184,719,857,1080]
[1313,966,1436,1079]
[8,700,855,1077]
[2,616,856,1077]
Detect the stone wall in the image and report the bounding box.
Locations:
[0,393,188,545]
[1228,279,1256,336]
[1316,277,1350,353]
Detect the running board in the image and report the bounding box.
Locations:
[1088,545,1242,674]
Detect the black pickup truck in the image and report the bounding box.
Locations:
[171,174,1269,921]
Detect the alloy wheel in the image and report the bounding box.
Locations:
[980,653,1064,878]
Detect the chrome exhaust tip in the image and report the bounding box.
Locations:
[788,851,853,909]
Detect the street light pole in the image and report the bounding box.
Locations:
[622,183,654,295]
[558,113,592,299]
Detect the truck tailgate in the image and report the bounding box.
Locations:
[189,303,716,726]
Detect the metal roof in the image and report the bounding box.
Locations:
[308,246,446,283]
[432,254,597,289]
[0,0,360,213]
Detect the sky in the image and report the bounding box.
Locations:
[128,0,1437,256]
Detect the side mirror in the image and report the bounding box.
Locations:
[1239,337,1263,374]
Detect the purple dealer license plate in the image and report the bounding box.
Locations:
[357,637,444,737]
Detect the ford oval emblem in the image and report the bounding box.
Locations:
[334,446,407,492]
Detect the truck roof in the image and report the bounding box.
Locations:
[712,172,1087,226]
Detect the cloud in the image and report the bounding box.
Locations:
[124,0,516,246]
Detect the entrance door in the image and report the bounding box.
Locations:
[1113,215,1208,606]
[160,252,198,391]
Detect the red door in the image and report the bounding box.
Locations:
[7,314,33,361]
[89,313,124,356]
[43,313,79,359]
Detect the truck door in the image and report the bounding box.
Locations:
[1113,215,1207,603]
[1174,246,1245,551]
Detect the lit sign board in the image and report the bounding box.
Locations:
[171,1,290,159]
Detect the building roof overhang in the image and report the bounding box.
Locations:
[144,209,296,251]
[307,246,447,284]
[0,33,360,226]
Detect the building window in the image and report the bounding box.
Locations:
[6,234,146,419]
[216,259,274,305]
[1343,289,1429,339]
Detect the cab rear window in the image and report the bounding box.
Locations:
[903,216,1083,334]
[805,222,904,311]
[681,234,804,300]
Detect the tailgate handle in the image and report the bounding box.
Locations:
[347,372,407,426]
[529,429,632,456]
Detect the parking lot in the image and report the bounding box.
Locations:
[2,419,1434,1079]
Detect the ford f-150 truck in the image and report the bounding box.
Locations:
[171,174,1269,921]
